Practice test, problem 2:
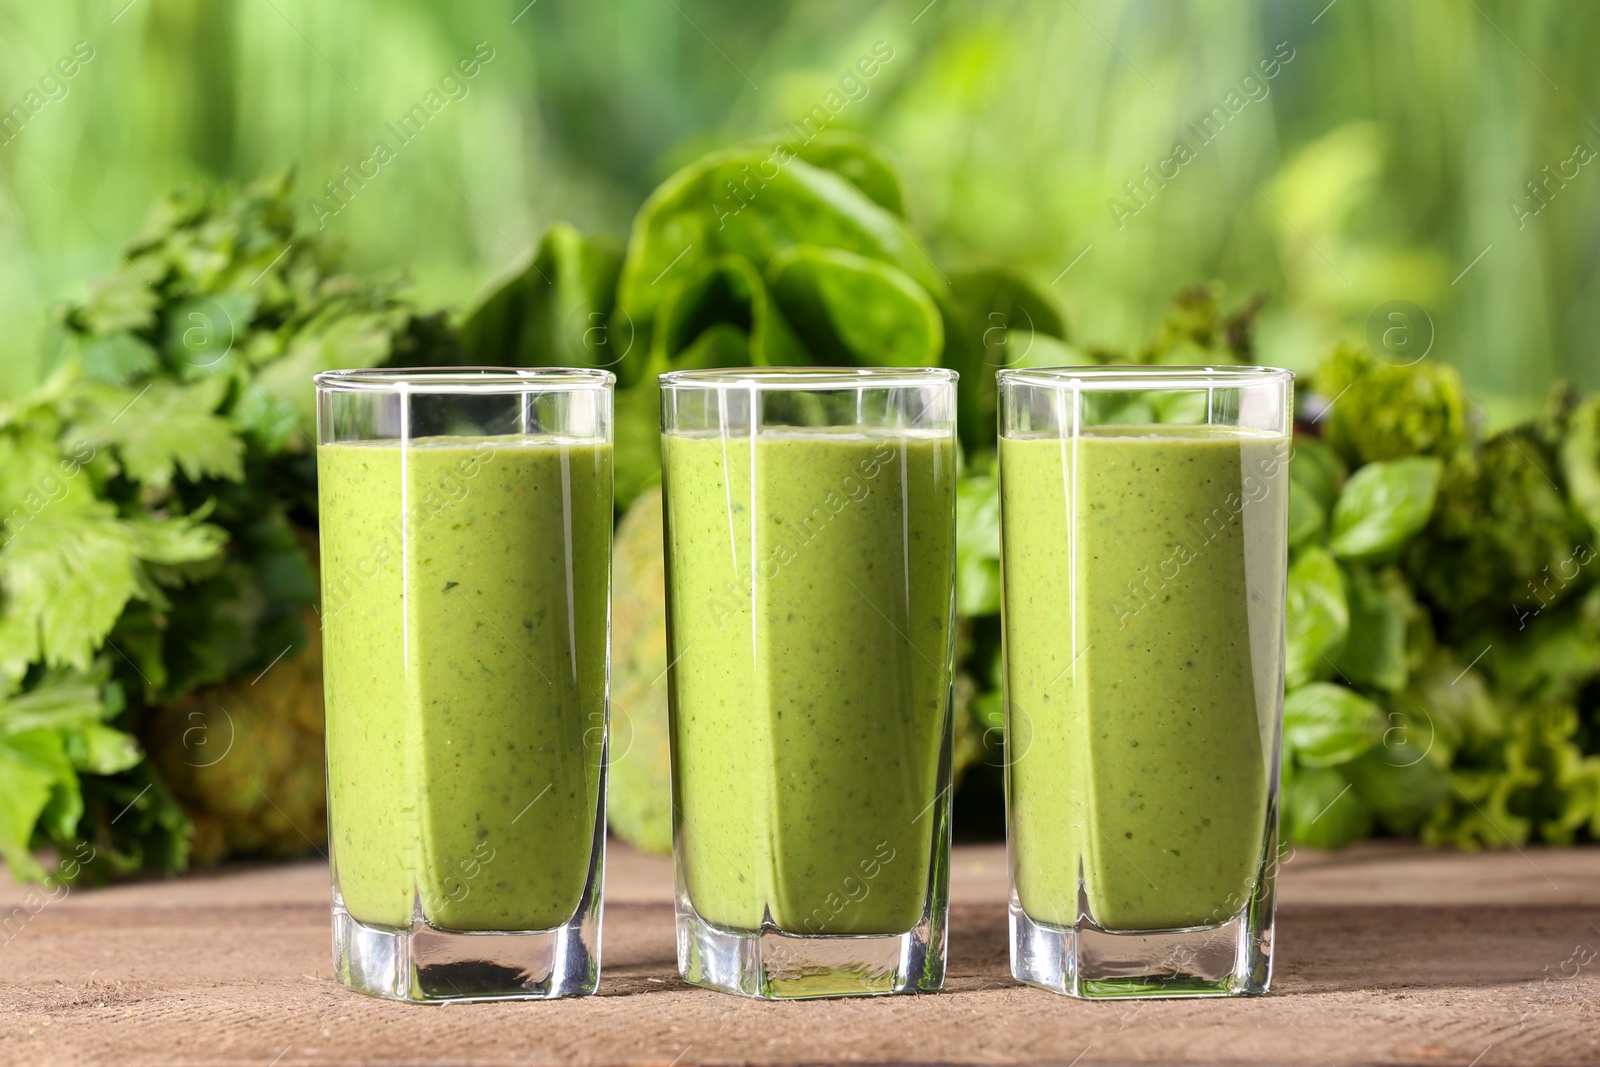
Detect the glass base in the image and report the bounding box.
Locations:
[1009,898,1272,999]
[675,899,945,999]
[334,904,600,1002]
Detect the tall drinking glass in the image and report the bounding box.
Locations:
[997,365,1292,998]
[314,367,613,1002]
[660,367,958,998]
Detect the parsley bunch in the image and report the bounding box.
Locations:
[1,174,453,881]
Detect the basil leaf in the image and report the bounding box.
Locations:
[1340,733,1449,832]
[957,554,1002,618]
[1288,480,1327,550]
[1335,566,1411,692]
[955,473,1001,616]
[1289,436,1344,512]
[1285,546,1348,687]
[1284,682,1383,768]
[1282,763,1373,849]
[1329,456,1442,561]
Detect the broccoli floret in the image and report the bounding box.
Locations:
[1313,344,1469,467]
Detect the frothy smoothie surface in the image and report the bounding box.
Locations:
[663,428,955,936]
[318,436,611,932]
[1000,425,1288,932]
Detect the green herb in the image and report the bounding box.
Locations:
[1280,342,1600,850]
[1328,457,1442,561]
[1,174,452,881]
[1283,683,1384,768]
[1285,547,1349,688]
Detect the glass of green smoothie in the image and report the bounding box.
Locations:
[314,367,613,1002]
[659,367,958,999]
[997,365,1293,999]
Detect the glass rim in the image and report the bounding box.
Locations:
[660,366,959,391]
[313,366,615,394]
[998,364,1293,391]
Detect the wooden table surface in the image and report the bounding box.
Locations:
[2,841,1597,1066]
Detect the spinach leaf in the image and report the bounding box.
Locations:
[614,378,663,512]
[941,268,1068,448]
[767,245,942,367]
[458,224,629,380]
[1329,456,1442,561]
[774,132,905,215]
[616,149,942,328]
[650,255,805,370]
[1284,681,1383,768]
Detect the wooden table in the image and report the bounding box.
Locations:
[3,841,1596,1066]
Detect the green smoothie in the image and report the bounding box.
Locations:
[663,428,955,936]
[1000,425,1287,932]
[318,436,611,932]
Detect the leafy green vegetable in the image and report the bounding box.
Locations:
[650,255,802,369]
[615,142,943,329]
[458,225,628,381]
[1284,682,1383,767]
[1560,395,1600,538]
[1409,428,1580,619]
[955,471,1001,617]
[767,245,943,367]
[1288,436,1345,512]
[1339,741,1449,834]
[940,268,1071,447]
[1312,342,1468,466]
[1287,480,1327,550]
[1280,338,1600,854]
[1328,457,1441,561]
[0,173,448,881]
[1285,547,1349,687]
[1281,763,1373,849]
[1335,566,1416,692]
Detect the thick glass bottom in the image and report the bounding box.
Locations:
[675,896,946,999]
[1008,891,1273,999]
[334,902,601,1002]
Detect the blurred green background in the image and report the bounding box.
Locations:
[1,0,1595,409]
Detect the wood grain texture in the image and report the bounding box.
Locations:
[2,842,1597,1066]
